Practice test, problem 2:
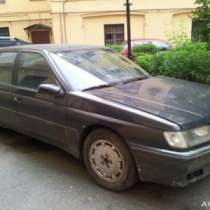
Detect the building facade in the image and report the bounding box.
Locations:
[51,0,196,45]
[0,0,196,45]
[0,0,52,43]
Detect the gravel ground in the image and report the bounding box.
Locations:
[0,127,209,210]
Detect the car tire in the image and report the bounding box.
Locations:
[83,129,138,191]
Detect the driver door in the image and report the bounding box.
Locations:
[14,51,68,145]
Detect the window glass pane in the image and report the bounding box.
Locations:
[0,52,16,84]
[0,27,9,36]
[0,40,16,47]
[52,49,147,90]
[104,24,124,45]
[18,52,56,90]
[192,20,206,42]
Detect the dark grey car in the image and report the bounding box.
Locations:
[0,44,210,191]
[0,37,29,47]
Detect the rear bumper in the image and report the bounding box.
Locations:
[130,144,210,187]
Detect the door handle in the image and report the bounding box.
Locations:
[14,96,23,103]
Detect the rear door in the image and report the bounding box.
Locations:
[14,51,68,146]
[0,51,18,128]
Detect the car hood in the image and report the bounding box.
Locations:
[88,76,210,129]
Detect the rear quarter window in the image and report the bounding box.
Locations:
[0,52,17,84]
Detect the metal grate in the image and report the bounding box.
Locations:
[0,27,9,37]
[104,24,124,45]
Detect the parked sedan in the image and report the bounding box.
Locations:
[0,37,30,47]
[0,45,210,191]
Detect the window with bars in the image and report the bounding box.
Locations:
[192,20,210,42]
[0,27,9,37]
[104,24,124,45]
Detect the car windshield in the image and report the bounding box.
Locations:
[51,48,148,91]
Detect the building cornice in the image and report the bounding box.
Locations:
[0,10,51,17]
[52,8,194,15]
[0,11,52,22]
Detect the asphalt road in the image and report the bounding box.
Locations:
[0,128,210,210]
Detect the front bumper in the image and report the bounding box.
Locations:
[130,144,210,187]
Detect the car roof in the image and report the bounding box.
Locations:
[125,38,167,42]
[0,37,15,39]
[0,44,103,53]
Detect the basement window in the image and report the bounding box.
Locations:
[104,24,124,45]
[0,27,9,37]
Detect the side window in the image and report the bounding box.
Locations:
[17,52,57,90]
[0,52,17,85]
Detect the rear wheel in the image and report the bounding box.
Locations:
[83,129,137,191]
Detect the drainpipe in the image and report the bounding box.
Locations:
[59,12,64,44]
[62,0,67,44]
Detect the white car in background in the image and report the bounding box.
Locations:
[122,38,171,56]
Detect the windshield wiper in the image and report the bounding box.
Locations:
[82,76,148,91]
[83,84,114,91]
[122,76,148,84]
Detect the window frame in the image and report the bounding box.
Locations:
[0,27,10,37]
[15,50,64,93]
[104,24,125,45]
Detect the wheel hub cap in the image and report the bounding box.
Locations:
[89,140,125,182]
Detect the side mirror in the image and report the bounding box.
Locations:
[38,84,64,97]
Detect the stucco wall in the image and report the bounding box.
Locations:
[66,13,145,45]
[0,0,50,13]
[0,0,52,42]
[0,0,196,45]
[51,0,196,45]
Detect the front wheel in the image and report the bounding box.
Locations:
[83,129,137,191]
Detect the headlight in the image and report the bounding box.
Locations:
[164,125,210,149]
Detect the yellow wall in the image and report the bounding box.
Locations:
[173,13,193,38]
[0,0,196,45]
[51,0,196,45]
[68,13,144,45]
[0,0,50,13]
[0,0,52,42]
